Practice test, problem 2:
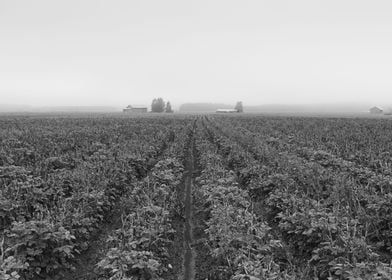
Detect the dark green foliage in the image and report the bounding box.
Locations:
[235,101,243,113]
[2,114,392,280]
[200,115,392,279]
[165,101,173,113]
[0,115,191,279]
[151,97,165,113]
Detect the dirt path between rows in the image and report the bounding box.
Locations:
[182,130,196,280]
[61,207,122,280]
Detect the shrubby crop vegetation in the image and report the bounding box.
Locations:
[0,114,392,279]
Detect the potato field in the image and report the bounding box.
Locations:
[1,114,392,280]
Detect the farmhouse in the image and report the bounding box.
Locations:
[123,105,148,113]
[216,109,238,113]
[369,106,383,114]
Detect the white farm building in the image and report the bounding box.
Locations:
[369,106,383,114]
[216,109,238,113]
[123,105,148,113]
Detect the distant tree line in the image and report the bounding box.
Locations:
[178,101,244,112]
[151,98,173,113]
[151,99,242,113]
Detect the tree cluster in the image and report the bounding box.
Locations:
[151,98,173,113]
[235,101,243,113]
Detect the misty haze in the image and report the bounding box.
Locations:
[1,0,392,110]
[1,1,392,280]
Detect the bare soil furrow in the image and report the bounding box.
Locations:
[182,128,196,280]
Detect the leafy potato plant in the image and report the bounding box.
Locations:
[0,116,188,279]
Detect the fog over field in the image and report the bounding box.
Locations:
[2,2,392,278]
[1,0,392,110]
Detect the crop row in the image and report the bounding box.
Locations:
[201,116,392,279]
[193,122,287,279]
[210,116,392,197]
[213,115,392,175]
[0,116,192,280]
[95,119,193,279]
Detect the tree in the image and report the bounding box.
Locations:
[165,101,173,113]
[151,98,165,113]
[235,101,243,113]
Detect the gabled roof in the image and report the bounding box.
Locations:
[125,105,147,109]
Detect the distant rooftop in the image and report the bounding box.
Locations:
[125,105,147,109]
[216,109,238,113]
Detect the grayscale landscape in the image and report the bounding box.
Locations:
[1,1,392,280]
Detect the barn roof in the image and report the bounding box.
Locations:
[124,105,147,109]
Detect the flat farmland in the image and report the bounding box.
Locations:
[1,114,392,280]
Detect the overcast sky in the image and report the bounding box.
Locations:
[1,0,392,107]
